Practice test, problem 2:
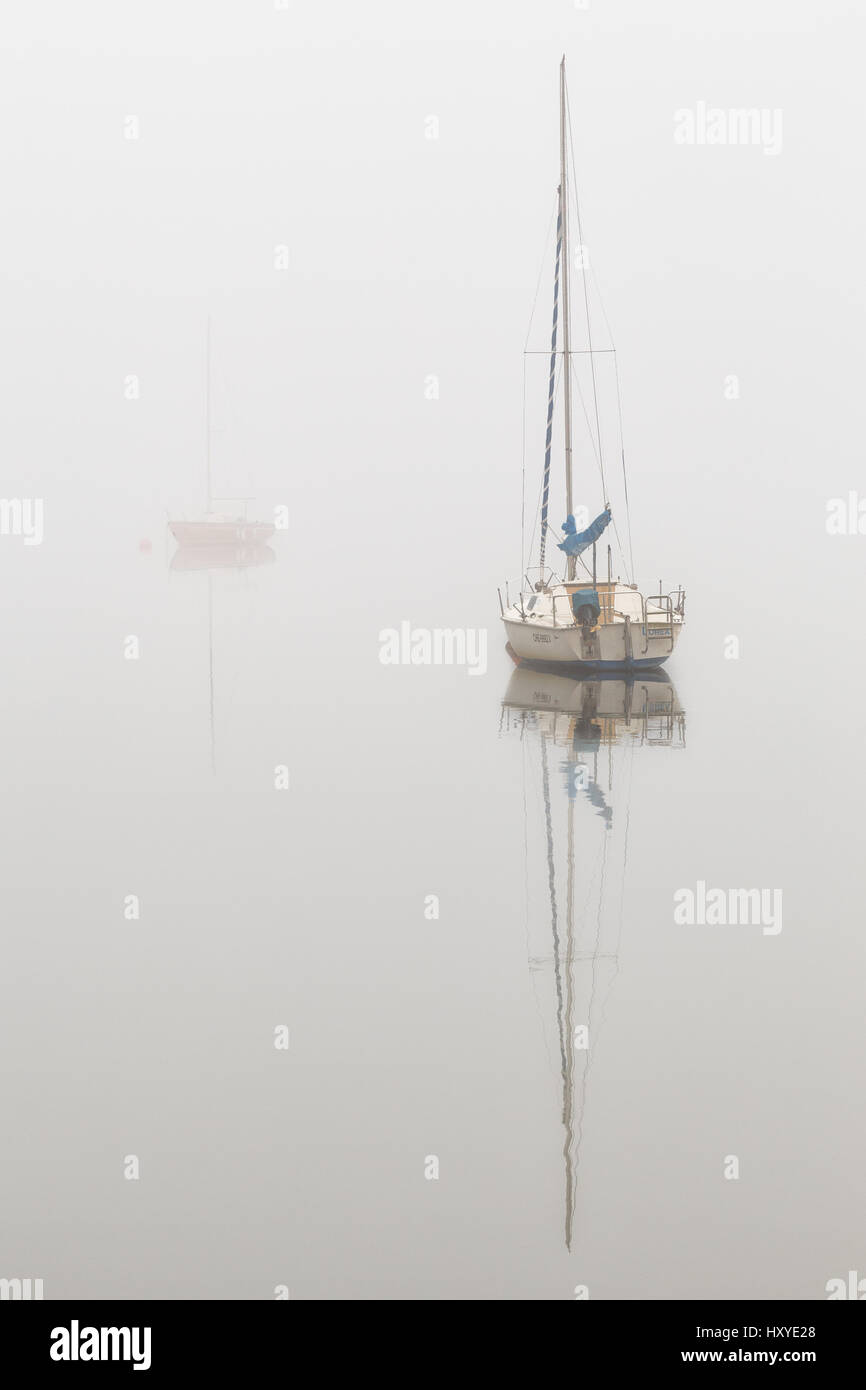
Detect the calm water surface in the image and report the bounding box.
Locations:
[2,6,866,1295]
[2,530,863,1300]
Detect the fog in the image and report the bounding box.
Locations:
[1,0,863,1299]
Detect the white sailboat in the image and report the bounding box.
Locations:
[500,59,685,670]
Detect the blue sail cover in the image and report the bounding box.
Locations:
[557,508,612,557]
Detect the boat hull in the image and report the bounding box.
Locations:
[170,543,276,572]
[169,520,275,547]
[502,615,682,669]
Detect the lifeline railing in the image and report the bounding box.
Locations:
[498,567,564,619]
[647,588,687,621]
[499,582,686,635]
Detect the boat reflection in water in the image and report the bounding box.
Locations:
[169,543,276,772]
[169,543,275,573]
[500,650,685,1249]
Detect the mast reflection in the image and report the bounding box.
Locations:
[168,542,276,772]
[501,655,685,1249]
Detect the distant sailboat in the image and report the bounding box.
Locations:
[169,317,276,549]
[500,59,685,670]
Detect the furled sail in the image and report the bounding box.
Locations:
[557,507,611,557]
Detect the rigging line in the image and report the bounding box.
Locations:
[539,192,564,578]
[612,350,636,587]
[591,731,636,1061]
[601,496,631,586]
[573,798,611,1187]
[567,359,631,583]
[569,353,603,471]
[521,354,527,579]
[589,272,636,587]
[568,346,631,581]
[524,735,553,1049]
[524,196,559,352]
[568,358,625,571]
[563,795,577,1251]
[541,733,569,1126]
[522,734,532,969]
[610,516,632,587]
[524,348,616,355]
[611,732,635,970]
[521,195,558,578]
[565,79,607,506]
[528,356,564,569]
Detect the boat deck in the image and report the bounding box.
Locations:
[510,583,683,630]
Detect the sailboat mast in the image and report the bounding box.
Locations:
[205,314,212,514]
[559,58,575,582]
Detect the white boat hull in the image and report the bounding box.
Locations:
[502,614,682,669]
[169,520,275,547]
